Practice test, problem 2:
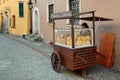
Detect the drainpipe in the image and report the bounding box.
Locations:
[28,0,33,34]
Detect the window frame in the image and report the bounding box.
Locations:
[18,2,24,18]
[66,0,81,25]
[69,0,80,24]
[48,3,54,23]
[11,15,15,28]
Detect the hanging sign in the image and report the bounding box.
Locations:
[52,11,72,19]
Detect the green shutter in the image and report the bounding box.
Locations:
[19,3,24,17]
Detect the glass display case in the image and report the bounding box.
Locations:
[51,11,96,49]
[51,11,97,76]
[55,28,93,48]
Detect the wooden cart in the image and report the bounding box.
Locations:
[50,11,114,77]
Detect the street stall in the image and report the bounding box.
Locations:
[50,11,114,77]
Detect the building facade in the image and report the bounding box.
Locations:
[31,0,81,42]
[0,0,30,35]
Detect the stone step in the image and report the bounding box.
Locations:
[23,33,43,42]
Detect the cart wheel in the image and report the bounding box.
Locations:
[51,52,61,73]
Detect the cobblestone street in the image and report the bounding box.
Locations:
[0,33,120,80]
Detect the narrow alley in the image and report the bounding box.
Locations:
[0,34,120,80]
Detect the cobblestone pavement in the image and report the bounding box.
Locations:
[0,33,120,80]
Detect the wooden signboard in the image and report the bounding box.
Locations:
[51,11,72,19]
[96,33,115,68]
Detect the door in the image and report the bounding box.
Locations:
[35,11,39,33]
[5,15,9,32]
[33,7,40,34]
[1,16,4,31]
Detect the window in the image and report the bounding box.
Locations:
[19,2,24,17]
[9,18,11,26]
[12,15,15,28]
[1,16,4,28]
[48,4,54,23]
[69,0,80,24]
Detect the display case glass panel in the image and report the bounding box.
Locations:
[74,28,93,48]
[55,28,93,48]
[55,28,72,48]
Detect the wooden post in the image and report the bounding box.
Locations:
[92,12,95,45]
[53,20,55,43]
[28,0,33,34]
[81,68,87,78]
[71,18,75,48]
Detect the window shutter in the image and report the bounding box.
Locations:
[19,3,24,17]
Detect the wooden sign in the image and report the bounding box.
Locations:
[52,11,72,19]
[96,33,115,68]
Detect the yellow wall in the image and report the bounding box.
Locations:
[0,0,30,36]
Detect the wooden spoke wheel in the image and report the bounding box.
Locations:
[51,51,61,73]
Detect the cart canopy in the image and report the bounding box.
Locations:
[52,11,113,21]
[79,16,113,21]
[52,11,95,20]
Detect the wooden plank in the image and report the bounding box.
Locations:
[52,11,72,19]
[61,54,96,68]
[76,51,95,54]
[73,61,96,68]
[59,51,74,58]
[76,52,95,57]
[53,44,97,71]
[73,46,96,52]
[62,62,74,70]
[73,58,96,64]
[74,54,96,60]
[61,56,96,67]
[73,63,96,71]
[96,33,115,68]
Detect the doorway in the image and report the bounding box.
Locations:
[5,14,9,33]
[1,16,4,32]
[33,7,40,34]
